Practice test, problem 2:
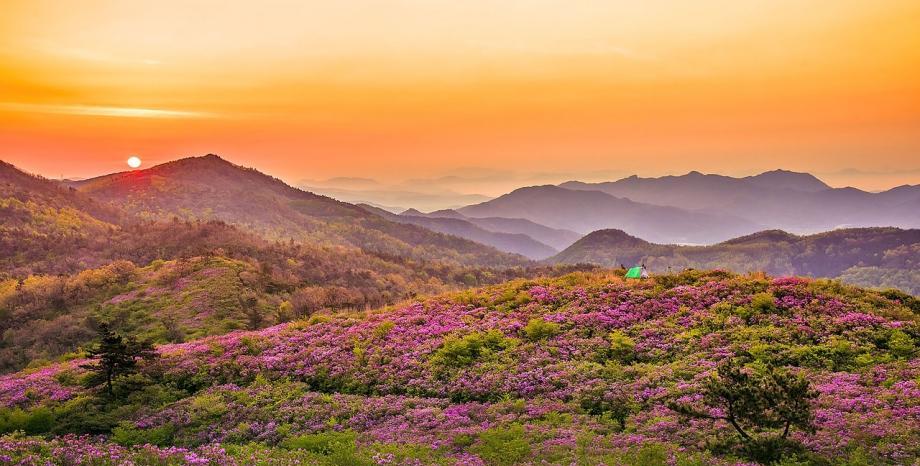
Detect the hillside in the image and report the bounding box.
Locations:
[549,227,920,294]
[1,220,579,374]
[0,161,128,276]
[1,271,917,464]
[559,171,920,234]
[458,185,760,243]
[71,155,526,268]
[0,161,590,373]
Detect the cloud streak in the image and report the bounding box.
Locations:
[0,102,211,118]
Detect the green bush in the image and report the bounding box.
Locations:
[373,321,395,339]
[522,318,561,341]
[0,406,54,434]
[431,330,514,369]
[750,292,777,314]
[112,421,176,447]
[280,430,357,455]
[471,423,531,466]
[608,331,636,363]
[887,329,916,358]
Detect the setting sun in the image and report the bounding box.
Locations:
[126,156,141,169]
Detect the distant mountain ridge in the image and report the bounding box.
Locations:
[357,204,559,259]
[558,170,919,236]
[458,185,761,244]
[548,227,920,294]
[69,155,526,268]
[397,208,582,251]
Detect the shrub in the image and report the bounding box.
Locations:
[0,406,54,434]
[578,388,633,430]
[471,423,531,466]
[281,430,357,454]
[887,329,916,358]
[522,318,561,341]
[750,292,777,314]
[373,321,395,339]
[608,331,636,363]
[431,330,514,369]
[112,421,176,447]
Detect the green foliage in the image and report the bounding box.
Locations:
[112,421,176,447]
[669,359,818,462]
[522,318,561,341]
[80,324,156,398]
[471,423,531,466]
[608,330,637,363]
[431,330,515,369]
[280,430,357,454]
[373,320,395,339]
[276,300,294,323]
[750,292,777,314]
[887,329,916,358]
[578,386,633,430]
[279,430,373,466]
[0,406,54,434]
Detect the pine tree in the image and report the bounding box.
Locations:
[669,358,817,441]
[81,324,156,398]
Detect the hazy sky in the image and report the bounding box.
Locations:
[1,0,918,191]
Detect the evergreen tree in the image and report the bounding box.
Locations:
[669,358,817,444]
[81,324,156,398]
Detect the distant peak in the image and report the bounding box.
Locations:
[720,229,799,245]
[746,169,830,192]
[580,229,651,246]
[400,208,425,216]
[188,154,231,164]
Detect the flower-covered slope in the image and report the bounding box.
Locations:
[1,271,918,465]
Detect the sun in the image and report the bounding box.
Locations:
[127,156,142,169]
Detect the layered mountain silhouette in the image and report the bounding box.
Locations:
[548,227,919,294]
[458,185,761,244]
[357,205,557,259]
[408,209,582,251]
[356,205,580,259]
[558,170,919,236]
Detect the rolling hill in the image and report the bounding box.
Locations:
[549,227,920,294]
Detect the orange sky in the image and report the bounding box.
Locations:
[1,0,919,191]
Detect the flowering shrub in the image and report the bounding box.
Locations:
[0,271,917,464]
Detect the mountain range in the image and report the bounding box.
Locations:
[558,170,919,237]
[66,155,525,268]
[549,227,920,294]
[458,184,761,244]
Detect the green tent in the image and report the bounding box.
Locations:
[625,266,643,279]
